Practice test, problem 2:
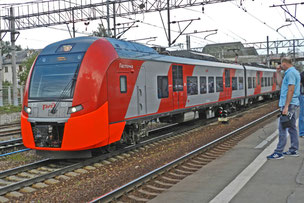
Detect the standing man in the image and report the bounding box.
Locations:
[267,58,301,159]
[299,71,304,137]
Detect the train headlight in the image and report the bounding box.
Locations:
[68,105,83,114]
[24,106,32,114]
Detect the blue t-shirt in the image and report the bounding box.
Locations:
[279,67,300,107]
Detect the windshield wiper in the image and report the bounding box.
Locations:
[50,65,80,114]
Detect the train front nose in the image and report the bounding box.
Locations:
[26,101,72,148]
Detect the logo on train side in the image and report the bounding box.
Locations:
[42,103,56,110]
[119,63,133,69]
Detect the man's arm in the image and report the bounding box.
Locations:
[276,65,283,87]
[282,84,295,115]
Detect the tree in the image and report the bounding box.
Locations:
[1,41,22,55]
[92,23,110,37]
[18,51,39,85]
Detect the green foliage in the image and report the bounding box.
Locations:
[1,41,21,55]
[2,81,11,87]
[92,23,110,37]
[18,52,39,85]
[0,105,21,114]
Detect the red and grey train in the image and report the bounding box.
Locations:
[21,37,279,158]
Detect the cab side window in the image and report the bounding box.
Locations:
[120,76,127,93]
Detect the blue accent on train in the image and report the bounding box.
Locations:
[106,37,158,58]
[39,37,99,55]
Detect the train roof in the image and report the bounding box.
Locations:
[105,37,245,70]
[39,37,275,72]
[105,38,277,71]
[245,65,276,72]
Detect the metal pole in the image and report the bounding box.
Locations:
[266,36,270,67]
[167,0,171,47]
[72,8,75,38]
[113,2,116,38]
[107,0,110,36]
[10,7,18,106]
[0,34,3,107]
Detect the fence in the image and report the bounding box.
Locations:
[0,86,24,106]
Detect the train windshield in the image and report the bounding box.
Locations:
[29,63,79,99]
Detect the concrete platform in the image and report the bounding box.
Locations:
[149,117,304,203]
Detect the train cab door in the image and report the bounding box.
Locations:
[136,66,147,116]
[172,65,184,110]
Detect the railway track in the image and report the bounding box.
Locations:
[0,121,195,196]
[0,126,21,138]
[0,123,20,130]
[0,101,278,199]
[90,109,279,203]
[0,138,28,157]
[0,123,24,157]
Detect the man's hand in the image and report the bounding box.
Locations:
[282,105,289,115]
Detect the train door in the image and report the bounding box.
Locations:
[172,65,184,110]
[137,66,147,115]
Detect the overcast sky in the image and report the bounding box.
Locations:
[0,0,303,54]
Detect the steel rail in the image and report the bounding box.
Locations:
[0,138,23,147]
[90,109,280,203]
[0,122,20,129]
[0,149,31,157]
[0,128,21,137]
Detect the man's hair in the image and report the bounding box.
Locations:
[281,57,292,64]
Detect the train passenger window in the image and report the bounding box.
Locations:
[172,65,183,92]
[268,77,271,86]
[261,77,264,87]
[248,77,252,89]
[232,77,238,90]
[208,77,215,93]
[225,69,230,88]
[216,77,223,92]
[253,77,256,88]
[200,76,207,94]
[187,76,198,95]
[264,77,267,87]
[157,76,169,99]
[239,77,244,90]
[257,72,261,85]
[120,76,127,93]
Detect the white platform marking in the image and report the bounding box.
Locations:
[209,137,278,203]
